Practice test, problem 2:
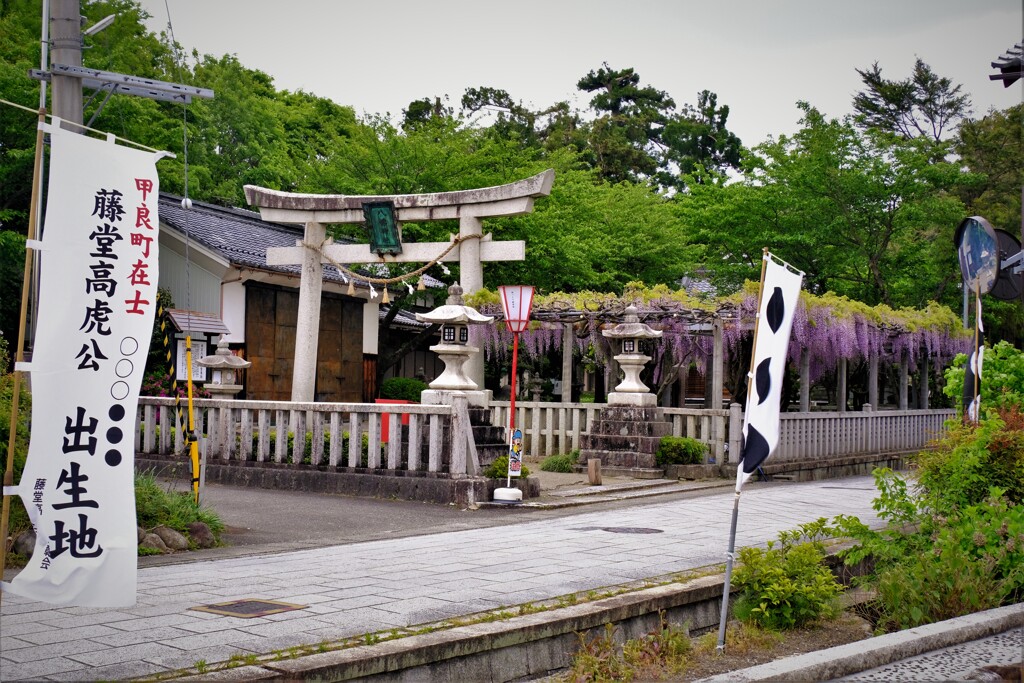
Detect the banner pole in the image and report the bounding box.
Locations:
[715,246,769,652]
[972,282,981,422]
[1,107,47,600]
[716,490,742,650]
[745,248,771,389]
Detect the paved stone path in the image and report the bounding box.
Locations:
[0,477,881,681]
[835,628,1024,681]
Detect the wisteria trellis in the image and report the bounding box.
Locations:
[471,288,971,390]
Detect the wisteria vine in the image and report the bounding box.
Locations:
[468,287,971,387]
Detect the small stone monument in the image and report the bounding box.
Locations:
[415,285,494,407]
[195,336,251,398]
[579,306,671,477]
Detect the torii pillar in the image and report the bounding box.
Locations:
[244,170,554,402]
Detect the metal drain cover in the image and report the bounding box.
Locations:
[571,526,663,534]
[189,599,308,618]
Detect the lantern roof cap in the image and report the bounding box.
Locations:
[195,337,252,369]
[601,305,662,340]
[416,285,494,325]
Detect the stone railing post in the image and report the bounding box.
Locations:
[451,393,469,476]
[728,402,743,465]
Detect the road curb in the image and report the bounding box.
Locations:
[696,602,1024,682]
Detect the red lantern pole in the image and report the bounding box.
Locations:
[499,285,534,491]
[507,332,520,488]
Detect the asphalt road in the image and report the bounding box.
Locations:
[151,472,726,565]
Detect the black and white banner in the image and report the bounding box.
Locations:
[736,255,803,492]
[2,123,162,606]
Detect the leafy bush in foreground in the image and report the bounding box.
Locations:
[732,522,843,630]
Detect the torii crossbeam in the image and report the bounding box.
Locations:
[243,170,554,402]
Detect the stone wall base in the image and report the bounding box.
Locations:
[720,451,912,482]
[136,455,538,507]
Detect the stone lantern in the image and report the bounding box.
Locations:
[195,336,251,398]
[416,285,494,406]
[601,305,662,407]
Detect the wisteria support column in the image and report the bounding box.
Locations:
[899,354,909,411]
[868,352,879,409]
[837,358,847,412]
[800,349,811,412]
[712,318,724,410]
[562,324,573,403]
[919,355,929,410]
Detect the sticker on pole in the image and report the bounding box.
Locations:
[507,429,524,477]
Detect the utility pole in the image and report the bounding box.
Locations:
[49,0,82,128]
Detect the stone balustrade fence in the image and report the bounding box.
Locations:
[136,397,955,474]
[492,401,953,465]
[135,396,481,476]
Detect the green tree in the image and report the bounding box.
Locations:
[659,90,743,192]
[853,58,972,142]
[401,95,454,132]
[490,160,697,293]
[681,103,966,307]
[460,86,537,147]
[576,64,675,183]
[955,104,1024,235]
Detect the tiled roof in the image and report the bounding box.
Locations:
[166,309,230,335]
[157,194,445,289]
[380,306,433,330]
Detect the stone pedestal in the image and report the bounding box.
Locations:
[607,391,657,407]
[421,389,488,408]
[579,405,671,473]
[612,352,652,394]
[204,384,243,399]
[428,344,480,392]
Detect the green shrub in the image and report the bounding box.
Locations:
[0,368,31,540]
[871,493,1024,631]
[134,470,225,550]
[379,377,427,402]
[540,451,578,473]
[484,455,529,478]
[655,436,707,466]
[733,522,843,630]
[912,404,1024,510]
[833,468,1024,632]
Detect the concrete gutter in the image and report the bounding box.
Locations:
[696,602,1024,682]
[170,574,726,681]
[163,569,1024,683]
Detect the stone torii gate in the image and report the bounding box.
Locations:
[243,170,554,402]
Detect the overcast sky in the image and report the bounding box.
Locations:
[134,0,1022,147]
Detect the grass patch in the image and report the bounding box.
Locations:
[540,451,578,472]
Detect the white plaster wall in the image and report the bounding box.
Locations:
[159,248,222,315]
[363,302,379,355]
[221,280,246,343]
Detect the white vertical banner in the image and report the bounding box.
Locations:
[2,124,162,607]
[736,255,803,492]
